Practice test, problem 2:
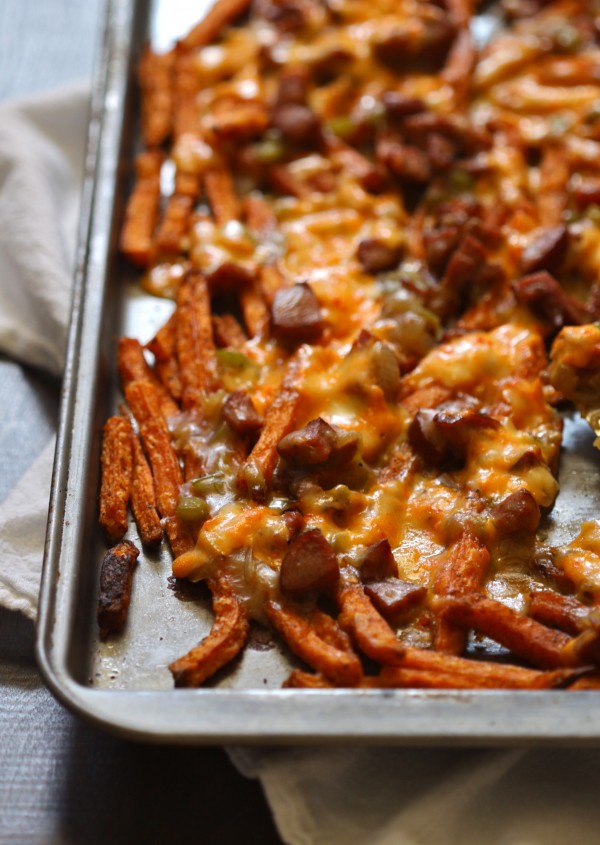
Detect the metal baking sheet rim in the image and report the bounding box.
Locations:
[35,0,600,745]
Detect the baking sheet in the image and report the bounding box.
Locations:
[36,0,600,744]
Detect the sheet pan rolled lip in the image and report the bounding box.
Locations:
[36,0,600,744]
[29,647,600,746]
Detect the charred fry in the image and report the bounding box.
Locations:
[97,540,140,639]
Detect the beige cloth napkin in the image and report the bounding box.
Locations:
[2,85,600,845]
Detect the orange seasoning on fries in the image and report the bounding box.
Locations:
[98,0,600,689]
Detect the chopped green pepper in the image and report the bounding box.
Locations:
[176,496,210,522]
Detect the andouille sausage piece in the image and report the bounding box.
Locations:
[280,528,340,596]
[271,283,323,345]
[356,238,403,274]
[97,540,140,639]
[364,578,427,620]
[358,538,398,582]
[277,417,338,465]
[512,271,590,329]
[222,390,263,436]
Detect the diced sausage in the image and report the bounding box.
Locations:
[358,538,397,582]
[254,0,308,31]
[364,578,427,619]
[426,132,457,171]
[492,489,541,535]
[206,261,254,291]
[276,65,310,105]
[444,234,488,291]
[402,111,490,155]
[278,417,338,464]
[280,528,340,595]
[423,225,461,276]
[281,508,305,539]
[382,92,426,120]
[408,399,499,465]
[310,47,354,85]
[372,18,455,74]
[97,540,140,639]
[271,282,324,345]
[521,225,569,275]
[356,238,403,274]
[512,271,590,328]
[222,390,263,435]
[271,103,321,147]
[377,131,431,183]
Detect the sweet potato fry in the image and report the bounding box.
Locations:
[377,666,491,689]
[210,97,270,141]
[118,337,179,418]
[169,577,249,687]
[99,416,133,542]
[400,646,576,689]
[336,583,406,665]
[212,313,248,349]
[283,670,334,689]
[172,52,198,138]
[265,599,363,687]
[130,435,163,547]
[120,151,163,267]
[445,0,471,28]
[176,270,219,410]
[204,165,241,225]
[125,379,183,519]
[138,45,174,147]
[259,263,289,307]
[375,663,575,690]
[442,29,475,110]
[178,0,252,51]
[539,144,570,228]
[155,194,194,256]
[568,673,600,690]
[97,540,140,639]
[433,531,491,654]
[238,386,300,499]
[162,515,195,558]
[146,312,176,362]
[529,590,591,636]
[155,171,199,256]
[244,194,277,235]
[240,282,270,338]
[439,594,573,669]
[561,626,600,667]
[146,313,183,403]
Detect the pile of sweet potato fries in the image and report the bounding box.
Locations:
[98,0,600,691]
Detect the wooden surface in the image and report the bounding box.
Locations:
[0,2,281,842]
